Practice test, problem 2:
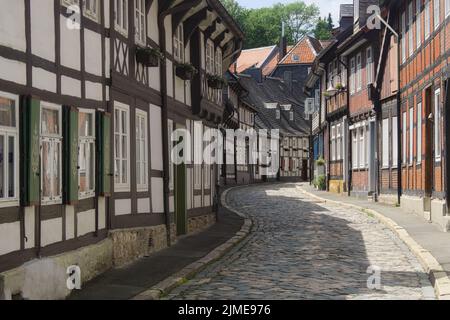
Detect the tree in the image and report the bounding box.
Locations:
[283,2,320,43]
[327,13,334,30]
[220,0,247,30]
[314,17,332,40]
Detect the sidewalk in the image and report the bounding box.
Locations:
[298,183,450,298]
[69,202,245,300]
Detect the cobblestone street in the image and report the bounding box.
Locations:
[167,183,435,300]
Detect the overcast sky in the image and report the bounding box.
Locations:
[237,0,351,26]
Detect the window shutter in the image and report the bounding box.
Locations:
[20,96,41,206]
[63,106,79,204]
[97,111,111,196]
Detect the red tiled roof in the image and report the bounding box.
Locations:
[278,37,321,65]
[233,46,277,73]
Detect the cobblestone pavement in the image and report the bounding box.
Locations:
[167,183,435,300]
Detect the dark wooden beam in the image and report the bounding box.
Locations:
[213,29,228,47]
[203,18,218,42]
[145,0,155,15]
[172,0,203,32]
[183,8,208,47]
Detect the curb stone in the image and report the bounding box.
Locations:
[297,184,450,300]
[132,186,253,300]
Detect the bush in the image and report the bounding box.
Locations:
[313,175,326,191]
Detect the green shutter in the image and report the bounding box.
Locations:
[20,96,41,206]
[97,111,111,196]
[63,106,79,204]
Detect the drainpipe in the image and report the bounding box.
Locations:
[396,36,402,205]
[158,14,172,247]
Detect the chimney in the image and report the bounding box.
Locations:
[279,21,287,62]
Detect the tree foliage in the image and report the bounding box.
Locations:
[220,0,320,49]
[314,16,334,40]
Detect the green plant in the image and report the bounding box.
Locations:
[207,74,227,89]
[175,63,198,80]
[316,157,325,167]
[135,46,164,67]
[335,83,345,91]
[314,175,326,191]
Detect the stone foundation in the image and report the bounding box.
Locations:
[110,224,168,267]
[188,213,216,234]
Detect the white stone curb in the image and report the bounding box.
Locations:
[297,185,450,300]
[132,186,253,300]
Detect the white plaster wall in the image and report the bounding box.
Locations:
[148,1,159,44]
[151,178,164,213]
[65,205,75,240]
[0,221,21,256]
[61,75,81,97]
[84,29,102,76]
[98,197,106,230]
[169,195,174,213]
[166,60,174,98]
[60,14,80,70]
[0,0,26,51]
[115,199,132,216]
[194,195,202,208]
[104,0,110,28]
[32,67,57,93]
[164,16,172,55]
[150,104,163,170]
[41,218,63,247]
[0,57,26,85]
[77,210,96,237]
[31,0,55,62]
[24,206,35,249]
[105,38,111,78]
[85,81,103,101]
[138,198,151,214]
[149,67,161,91]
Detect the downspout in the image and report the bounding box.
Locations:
[158,13,172,246]
[396,35,402,205]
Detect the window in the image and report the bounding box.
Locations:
[276,109,280,119]
[41,104,62,204]
[206,40,214,74]
[173,24,184,62]
[356,53,362,91]
[434,0,440,29]
[417,0,422,49]
[78,110,95,198]
[293,54,300,61]
[382,118,389,168]
[114,103,130,191]
[331,126,336,161]
[446,0,450,17]
[84,0,99,22]
[328,64,333,89]
[136,110,148,191]
[0,93,19,205]
[366,47,373,85]
[215,48,222,75]
[289,111,294,121]
[409,2,414,57]
[417,102,422,163]
[352,130,358,169]
[350,57,356,94]
[435,88,442,161]
[425,0,431,39]
[336,124,342,161]
[392,116,399,168]
[401,11,406,63]
[115,0,128,36]
[193,121,202,189]
[62,0,80,6]
[402,111,407,165]
[135,0,146,45]
[168,120,174,190]
[359,126,365,169]
[409,107,414,165]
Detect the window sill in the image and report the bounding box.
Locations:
[79,193,95,200]
[114,185,131,193]
[41,199,63,206]
[0,199,19,208]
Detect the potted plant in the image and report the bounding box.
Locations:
[335,83,346,91]
[323,91,333,98]
[175,62,198,81]
[207,74,227,89]
[135,46,163,67]
[316,157,326,167]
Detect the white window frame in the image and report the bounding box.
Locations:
[352,130,358,169]
[136,109,148,192]
[401,11,406,63]
[435,88,442,161]
[417,102,422,164]
[0,92,19,207]
[359,126,365,169]
[356,53,362,91]
[392,116,399,168]
[40,103,63,205]
[409,2,414,57]
[336,124,342,161]
[417,0,422,49]
[115,0,128,36]
[173,24,184,62]
[193,121,202,189]
[331,125,336,161]
[135,0,146,45]
[382,118,389,168]
[83,0,100,23]
[409,107,414,165]
[402,111,407,165]
[434,0,441,30]
[78,109,96,199]
[350,57,356,94]
[114,102,131,192]
[366,47,373,85]
[425,0,431,39]
[62,0,80,7]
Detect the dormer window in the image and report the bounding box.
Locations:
[293,54,300,62]
[135,0,146,45]
[115,0,129,36]
[173,24,184,62]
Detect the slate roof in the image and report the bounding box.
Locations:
[236,75,310,137]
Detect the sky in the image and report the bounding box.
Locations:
[237,0,351,26]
